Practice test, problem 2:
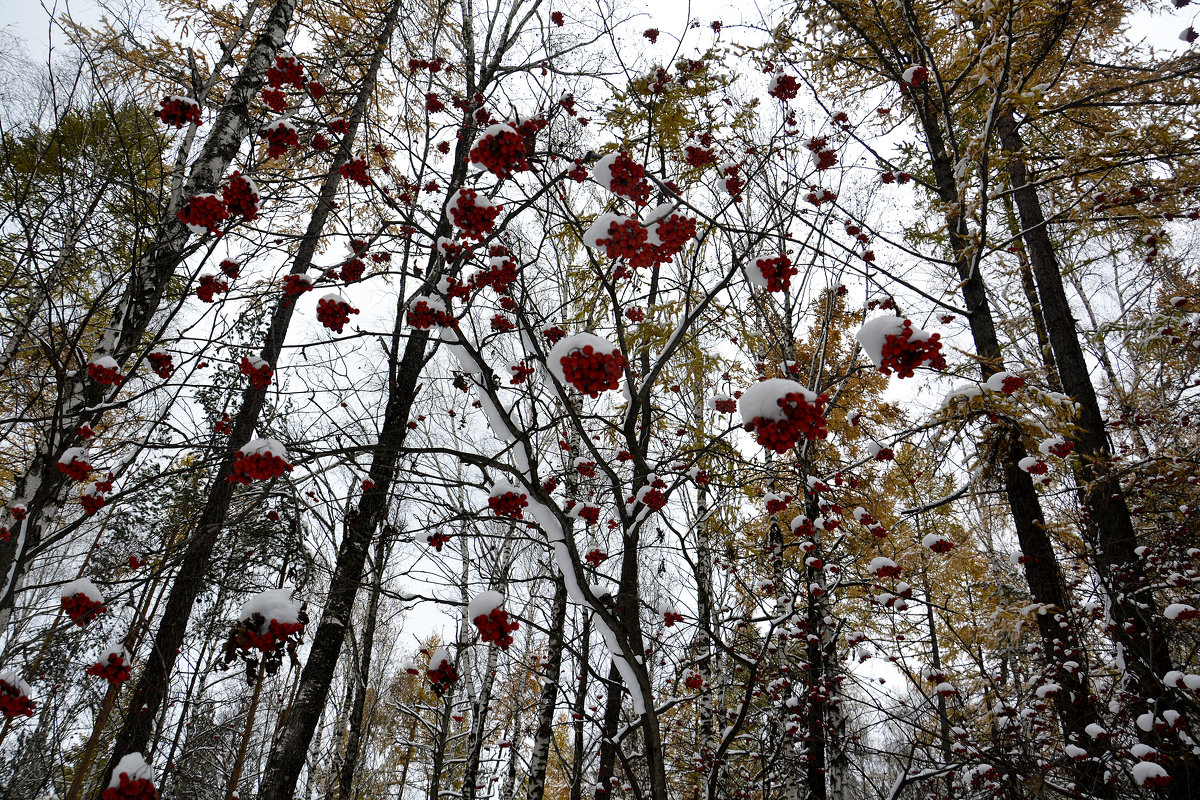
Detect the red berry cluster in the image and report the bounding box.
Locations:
[508,362,535,384]
[9,506,26,521]
[222,171,259,220]
[312,133,331,151]
[551,10,564,25]
[606,152,651,205]
[542,326,567,345]
[1024,458,1049,475]
[684,670,704,690]
[585,548,608,567]
[427,658,459,696]
[490,314,515,332]
[806,137,837,170]
[316,297,359,333]
[488,491,528,519]
[765,495,792,515]
[339,157,370,187]
[229,449,292,484]
[874,447,894,461]
[1047,439,1074,458]
[567,160,588,181]
[469,126,528,178]
[427,532,451,551]
[62,592,107,626]
[306,80,326,99]
[267,53,306,89]
[81,492,105,516]
[87,653,131,684]
[715,397,737,413]
[768,74,800,101]
[219,259,240,279]
[663,610,684,627]
[240,357,274,389]
[0,680,34,718]
[340,258,365,283]
[641,488,667,511]
[926,536,954,554]
[473,608,520,649]
[754,255,797,292]
[240,617,305,653]
[58,455,93,481]
[558,344,627,397]
[407,299,456,329]
[147,351,173,379]
[408,56,447,73]
[196,274,229,303]
[472,256,518,295]
[262,88,288,113]
[89,362,123,385]
[1000,374,1025,394]
[177,193,229,236]
[214,414,232,435]
[596,218,648,261]
[685,146,716,167]
[282,274,313,297]
[903,65,929,87]
[805,188,837,207]
[264,121,300,159]
[451,189,502,240]
[655,214,697,253]
[158,96,200,128]
[878,321,947,378]
[872,562,902,579]
[746,391,829,453]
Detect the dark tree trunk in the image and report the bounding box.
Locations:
[525,574,568,800]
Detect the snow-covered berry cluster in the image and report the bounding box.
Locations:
[339,257,365,283]
[228,588,306,660]
[806,136,837,170]
[316,295,359,333]
[283,273,313,297]
[88,356,123,385]
[61,579,107,626]
[407,295,456,329]
[595,152,651,206]
[585,215,648,261]
[427,648,458,695]
[449,189,502,240]
[739,379,829,454]
[196,274,229,303]
[470,592,520,649]
[101,754,158,800]
[683,669,704,690]
[488,485,529,519]
[427,531,451,551]
[177,193,228,236]
[0,672,34,718]
[902,65,929,88]
[662,608,684,626]
[585,548,608,567]
[1039,436,1074,459]
[547,333,627,397]
[768,73,799,101]
[263,119,300,159]
[222,171,260,220]
[81,484,106,516]
[869,556,901,579]
[266,53,306,89]
[747,254,797,292]
[469,124,528,178]
[58,448,93,481]
[220,259,240,279]
[87,647,132,684]
[339,157,370,187]
[229,438,292,484]
[922,533,955,553]
[240,356,273,389]
[147,349,174,379]
[158,96,201,128]
[856,317,946,379]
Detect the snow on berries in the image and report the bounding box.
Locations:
[768,73,800,101]
[407,294,456,329]
[146,349,174,379]
[339,157,370,187]
[266,52,306,89]
[101,753,157,800]
[594,152,651,206]
[1039,435,1074,458]
[158,95,201,128]
[660,603,684,626]
[984,371,1025,395]
[316,294,359,333]
[469,590,520,649]
[0,671,34,718]
[547,333,627,397]
[229,438,292,484]
[87,645,132,684]
[583,213,648,261]
[855,316,947,378]
[488,479,529,519]
[806,136,837,170]
[263,118,300,159]
[1018,456,1049,475]
[902,65,929,88]
[229,587,306,655]
[708,393,737,413]
[1132,762,1171,788]
[922,533,955,553]
[88,355,123,385]
[427,647,458,695]
[746,254,797,292]
[61,578,106,626]
[738,378,829,453]
[869,556,902,579]
[240,356,274,389]
[81,482,107,515]
[449,188,502,239]
[283,273,313,297]
[1164,603,1199,621]
[222,171,260,220]
[176,193,228,236]
[196,274,229,303]
[58,448,93,481]
[469,123,528,178]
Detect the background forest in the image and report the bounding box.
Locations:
[0,0,1198,799]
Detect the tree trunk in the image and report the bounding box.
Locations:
[525,574,567,800]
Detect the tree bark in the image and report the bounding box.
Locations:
[525,574,567,800]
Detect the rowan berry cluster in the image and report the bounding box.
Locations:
[606,152,651,205]
[407,298,456,329]
[158,96,201,128]
[488,490,528,519]
[754,255,797,292]
[89,360,123,385]
[508,362,534,384]
[1000,374,1025,394]
[339,258,365,283]
[924,535,954,554]
[878,321,946,377]
[541,326,567,344]
[81,492,106,516]
[640,488,667,511]
[655,213,697,252]
[237,616,305,653]
[177,193,229,235]
[469,125,528,178]
[0,680,34,718]
[1047,439,1074,458]
[745,391,829,453]
[685,146,716,167]
[871,560,902,579]
[451,189,502,239]
[102,772,159,800]
[266,53,306,89]
[219,259,240,279]
[806,137,837,170]
[316,296,358,333]
[339,157,370,187]
[229,448,291,484]
[684,670,704,690]
[222,171,259,220]
[87,652,132,684]
[714,396,737,413]
[768,74,800,101]
[578,505,600,525]
[473,607,520,649]
[62,592,107,627]
[490,314,515,332]
[262,88,287,113]
[663,610,684,626]
[240,357,274,389]
[281,274,313,298]
[428,660,458,696]
[196,274,229,303]
[765,495,792,515]
[472,255,518,294]
[427,532,451,551]
[263,120,300,159]
[147,351,174,379]
[585,549,608,567]
[558,344,627,397]
[58,454,93,481]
